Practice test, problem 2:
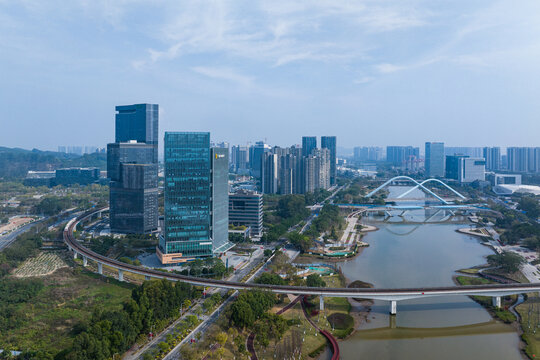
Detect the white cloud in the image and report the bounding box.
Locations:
[191,66,254,87]
[375,63,405,74]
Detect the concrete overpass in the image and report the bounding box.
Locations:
[65,208,540,315]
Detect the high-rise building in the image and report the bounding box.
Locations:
[425,142,445,177]
[321,136,337,186]
[231,145,249,173]
[229,190,263,238]
[304,148,330,193]
[444,147,483,158]
[115,104,158,146]
[249,141,270,178]
[353,147,384,162]
[445,155,468,181]
[107,104,159,234]
[158,132,230,264]
[506,147,540,173]
[483,147,501,171]
[386,146,420,170]
[262,152,279,194]
[261,144,330,195]
[302,136,317,157]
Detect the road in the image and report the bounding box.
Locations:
[161,249,269,360]
[0,218,44,251]
[131,247,266,360]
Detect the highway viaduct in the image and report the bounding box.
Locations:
[65,208,540,315]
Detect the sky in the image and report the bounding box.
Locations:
[1,0,540,151]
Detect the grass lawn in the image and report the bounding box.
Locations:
[457,267,480,274]
[455,275,517,323]
[516,294,540,359]
[2,266,133,354]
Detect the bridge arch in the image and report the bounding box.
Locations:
[396,178,466,200]
[366,176,466,205]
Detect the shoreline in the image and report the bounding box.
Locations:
[451,273,529,360]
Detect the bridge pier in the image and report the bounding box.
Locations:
[390,300,397,315]
[73,251,78,260]
[319,296,324,311]
[145,275,151,281]
[82,256,88,267]
[389,314,397,329]
[493,296,501,309]
[97,262,103,275]
[118,269,124,282]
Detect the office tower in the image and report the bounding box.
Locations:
[425,142,445,177]
[158,132,230,264]
[58,146,67,153]
[386,146,420,169]
[108,104,159,234]
[321,136,337,185]
[249,141,270,178]
[115,104,158,146]
[459,158,486,183]
[445,155,485,183]
[229,190,263,238]
[483,147,501,171]
[445,155,468,180]
[302,136,317,157]
[444,147,483,158]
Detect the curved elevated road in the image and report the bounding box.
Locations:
[64,208,540,314]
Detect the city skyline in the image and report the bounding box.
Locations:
[2,1,540,150]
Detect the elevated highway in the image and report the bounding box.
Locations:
[65,208,540,314]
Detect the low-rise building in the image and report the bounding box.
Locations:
[228,190,263,239]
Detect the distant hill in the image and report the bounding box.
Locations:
[0,147,107,179]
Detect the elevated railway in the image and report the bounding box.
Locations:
[65,208,540,315]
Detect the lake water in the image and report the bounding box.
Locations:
[322,186,523,359]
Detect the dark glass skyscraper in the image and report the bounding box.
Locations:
[158,132,230,264]
[302,136,317,157]
[115,104,158,144]
[321,136,337,185]
[108,104,158,234]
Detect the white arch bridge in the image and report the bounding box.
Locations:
[366,176,466,205]
[65,208,540,315]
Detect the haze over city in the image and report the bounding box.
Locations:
[2,0,540,150]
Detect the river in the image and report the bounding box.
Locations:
[323,186,523,359]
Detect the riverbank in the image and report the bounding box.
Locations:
[457,227,491,238]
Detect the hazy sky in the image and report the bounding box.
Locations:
[1,0,540,151]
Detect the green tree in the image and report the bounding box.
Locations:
[255,273,287,286]
[306,274,326,288]
[215,332,228,346]
[287,232,313,252]
[518,196,540,220]
[487,252,525,273]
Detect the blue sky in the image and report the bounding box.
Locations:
[1,0,539,151]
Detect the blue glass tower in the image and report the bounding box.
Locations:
[159,132,230,264]
[108,104,159,234]
[302,136,317,157]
